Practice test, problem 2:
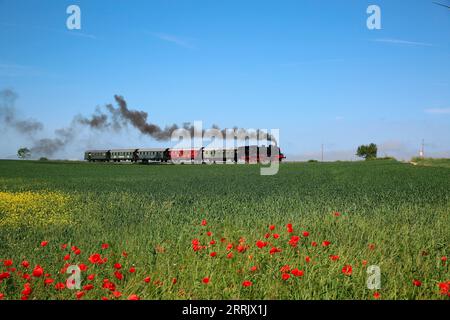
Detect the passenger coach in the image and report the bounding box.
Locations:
[84,146,285,164]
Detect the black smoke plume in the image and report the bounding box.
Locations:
[79,95,278,144]
[0,89,44,135]
[2,89,277,157]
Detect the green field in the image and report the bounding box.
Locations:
[412,157,450,169]
[0,160,449,300]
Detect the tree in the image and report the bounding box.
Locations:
[356,143,378,160]
[17,147,31,160]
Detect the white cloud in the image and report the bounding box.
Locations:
[425,108,450,114]
[151,32,194,49]
[372,38,433,47]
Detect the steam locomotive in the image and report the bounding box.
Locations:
[84,146,285,164]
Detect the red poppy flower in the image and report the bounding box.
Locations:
[21,284,30,296]
[256,240,267,249]
[32,265,44,277]
[102,279,116,291]
[54,282,65,290]
[226,243,233,251]
[114,271,123,280]
[227,252,233,259]
[368,244,376,250]
[78,263,87,272]
[311,241,318,247]
[88,253,102,264]
[0,293,4,300]
[101,243,109,249]
[269,225,275,231]
[334,212,341,217]
[438,282,449,296]
[144,276,151,283]
[0,272,11,280]
[305,256,311,263]
[202,277,210,284]
[322,241,331,247]
[21,260,30,268]
[192,238,201,250]
[236,245,247,253]
[128,294,140,300]
[122,251,128,257]
[282,273,290,280]
[21,295,28,300]
[44,278,54,285]
[129,267,136,273]
[441,256,447,265]
[114,263,122,270]
[242,280,252,287]
[269,247,282,255]
[40,241,48,247]
[291,268,304,277]
[201,219,207,226]
[61,244,67,250]
[113,291,122,298]
[75,291,85,299]
[22,273,30,280]
[413,279,422,287]
[280,265,290,273]
[302,231,309,237]
[342,265,352,276]
[286,223,293,233]
[373,292,380,299]
[172,278,177,284]
[22,283,32,296]
[288,235,300,247]
[3,259,12,267]
[250,266,258,272]
[362,260,368,266]
[83,284,94,291]
[264,233,270,239]
[87,274,95,281]
[63,254,70,261]
[207,231,212,237]
[210,252,217,257]
[101,296,109,300]
[273,234,280,239]
[74,249,81,255]
[210,240,216,245]
[330,255,340,261]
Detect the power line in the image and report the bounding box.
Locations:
[433,2,450,9]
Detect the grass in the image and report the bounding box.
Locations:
[411,157,450,169]
[0,159,449,300]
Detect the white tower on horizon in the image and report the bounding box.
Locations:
[419,139,425,158]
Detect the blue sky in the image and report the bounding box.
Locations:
[0,0,449,160]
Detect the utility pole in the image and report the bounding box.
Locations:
[321,144,324,162]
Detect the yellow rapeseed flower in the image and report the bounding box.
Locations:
[0,191,72,228]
